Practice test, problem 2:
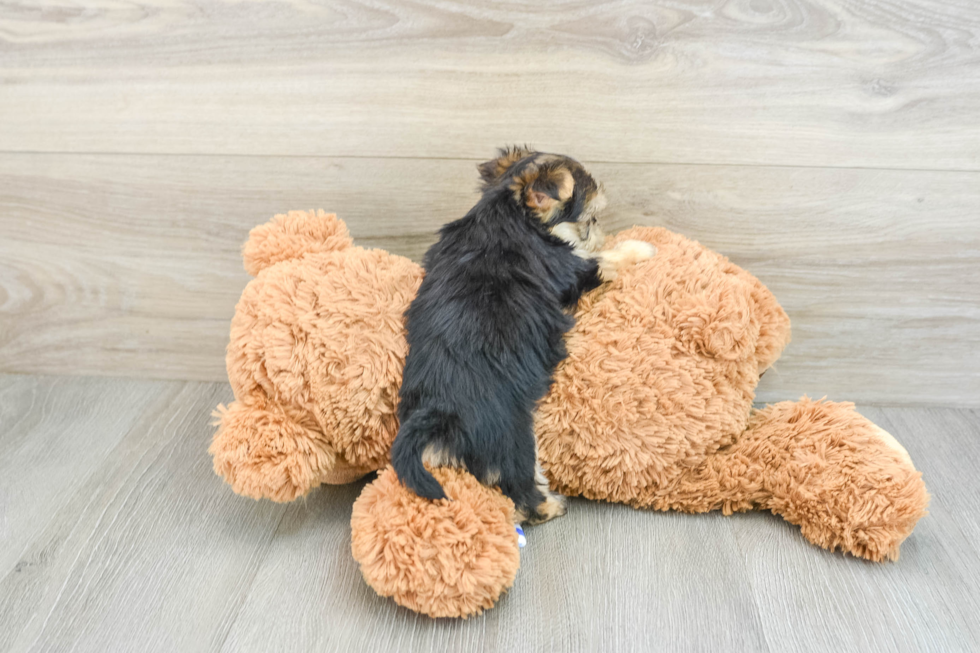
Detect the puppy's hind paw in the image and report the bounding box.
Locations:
[526,494,567,525]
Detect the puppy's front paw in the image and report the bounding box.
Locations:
[614,239,657,264]
[597,239,657,281]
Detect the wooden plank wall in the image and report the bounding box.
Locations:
[1,0,978,406]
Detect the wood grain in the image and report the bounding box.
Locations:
[1,0,979,169]
[0,374,165,578]
[222,494,771,653]
[0,376,287,653]
[2,375,978,652]
[1,153,977,406]
[729,406,980,653]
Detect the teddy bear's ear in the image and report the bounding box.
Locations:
[675,287,760,362]
[242,210,354,276]
[747,276,792,372]
[721,263,792,372]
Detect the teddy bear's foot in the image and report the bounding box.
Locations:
[745,398,929,562]
[351,466,521,618]
[210,399,372,502]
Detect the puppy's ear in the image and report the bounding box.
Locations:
[478,145,534,187]
[526,189,558,213]
[512,163,574,222]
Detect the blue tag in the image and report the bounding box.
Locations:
[515,525,526,548]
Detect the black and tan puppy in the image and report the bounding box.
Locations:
[391,147,655,524]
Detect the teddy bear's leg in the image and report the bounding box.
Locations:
[351,466,521,618]
[210,398,374,502]
[665,398,929,561]
[745,399,928,561]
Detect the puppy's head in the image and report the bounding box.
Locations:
[477,146,607,253]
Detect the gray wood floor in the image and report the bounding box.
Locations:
[1,373,977,653]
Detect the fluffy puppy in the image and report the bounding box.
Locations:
[391,147,655,523]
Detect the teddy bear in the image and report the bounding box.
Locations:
[210,210,929,619]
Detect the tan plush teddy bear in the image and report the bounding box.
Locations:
[211,210,420,499]
[211,210,928,619]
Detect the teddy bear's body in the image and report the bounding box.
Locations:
[536,226,790,509]
[211,211,928,619]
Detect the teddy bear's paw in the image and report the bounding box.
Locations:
[745,398,929,562]
[210,399,340,502]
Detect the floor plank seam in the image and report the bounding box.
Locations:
[2,149,979,174]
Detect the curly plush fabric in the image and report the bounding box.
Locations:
[664,398,929,561]
[212,211,929,618]
[351,466,520,618]
[242,209,355,276]
[210,211,423,501]
[536,226,791,507]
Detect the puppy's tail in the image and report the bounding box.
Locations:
[390,408,454,502]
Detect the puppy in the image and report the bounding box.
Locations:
[390,146,655,524]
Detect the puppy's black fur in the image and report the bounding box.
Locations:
[390,148,604,523]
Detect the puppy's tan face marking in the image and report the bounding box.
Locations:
[552,184,607,254]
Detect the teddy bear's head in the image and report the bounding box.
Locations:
[536,227,791,508]
[212,211,424,501]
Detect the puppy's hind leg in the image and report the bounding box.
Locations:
[526,463,566,525]
[507,465,566,526]
[499,411,567,525]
